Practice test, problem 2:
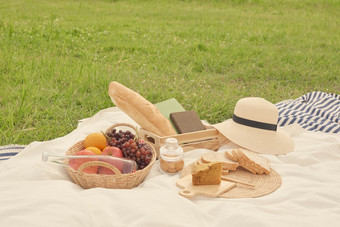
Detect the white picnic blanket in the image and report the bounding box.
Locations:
[0,107,339,227]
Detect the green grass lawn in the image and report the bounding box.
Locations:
[0,0,339,145]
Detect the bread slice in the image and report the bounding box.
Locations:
[231,150,258,174]
[232,149,270,175]
[222,169,229,175]
[201,152,239,170]
[237,148,270,174]
[225,150,238,162]
[233,149,264,174]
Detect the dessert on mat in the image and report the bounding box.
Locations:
[195,158,229,175]
[191,162,222,185]
[230,148,271,175]
[201,152,239,170]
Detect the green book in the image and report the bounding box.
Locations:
[155,98,185,133]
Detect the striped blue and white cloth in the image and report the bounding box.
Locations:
[276,91,340,133]
[0,145,26,162]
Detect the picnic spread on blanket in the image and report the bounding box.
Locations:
[0,82,339,226]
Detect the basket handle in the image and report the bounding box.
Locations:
[105,123,139,138]
[78,161,122,176]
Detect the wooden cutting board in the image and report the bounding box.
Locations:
[176,175,235,199]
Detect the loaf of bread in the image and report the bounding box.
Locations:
[108,81,177,137]
[191,162,222,185]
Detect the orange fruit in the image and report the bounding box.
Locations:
[84,132,107,150]
[85,146,102,155]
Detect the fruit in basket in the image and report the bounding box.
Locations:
[84,132,107,150]
[97,157,124,175]
[68,150,99,174]
[99,147,124,175]
[106,128,153,170]
[101,146,123,158]
[106,129,136,145]
[85,146,102,155]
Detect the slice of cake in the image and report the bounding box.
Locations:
[191,162,222,185]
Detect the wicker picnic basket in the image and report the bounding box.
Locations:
[65,123,156,189]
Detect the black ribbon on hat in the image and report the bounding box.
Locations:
[233,114,277,131]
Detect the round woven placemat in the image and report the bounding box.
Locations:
[181,161,281,198]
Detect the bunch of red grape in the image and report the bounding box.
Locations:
[106,128,153,170]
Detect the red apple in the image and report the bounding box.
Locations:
[98,147,138,175]
[101,146,123,158]
[99,147,124,175]
[68,150,98,174]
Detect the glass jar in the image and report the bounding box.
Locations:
[159,138,184,174]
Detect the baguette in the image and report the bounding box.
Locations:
[108,81,177,137]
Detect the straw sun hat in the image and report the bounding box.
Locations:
[214,97,295,155]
